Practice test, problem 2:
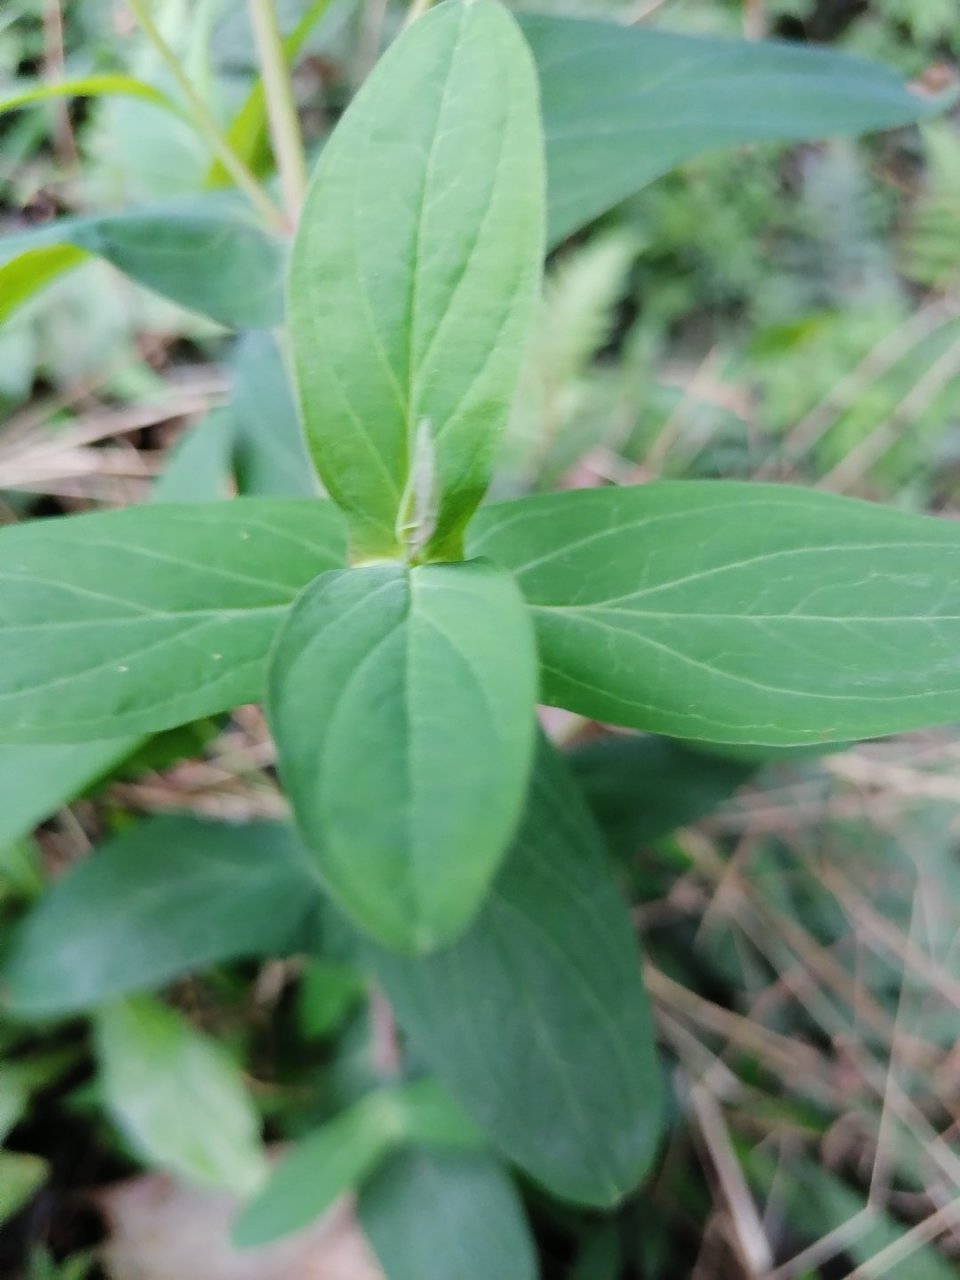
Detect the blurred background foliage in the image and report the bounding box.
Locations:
[3,1,960,1278]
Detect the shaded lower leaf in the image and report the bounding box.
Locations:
[231,332,318,498]
[571,733,754,858]
[365,740,664,1207]
[0,198,285,329]
[2,818,316,1019]
[269,559,537,953]
[0,498,346,742]
[0,738,140,851]
[232,1092,400,1248]
[95,997,267,1195]
[358,1149,537,1280]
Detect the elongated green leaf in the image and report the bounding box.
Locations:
[470,483,960,746]
[0,199,285,328]
[269,559,537,952]
[232,1091,398,1247]
[0,1151,47,1226]
[3,819,316,1019]
[95,996,267,1194]
[0,75,177,117]
[359,1150,537,1280]
[0,499,346,742]
[523,14,942,246]
[572,734,754,858]
[0,739,139,850]
[365,741,663,1207]
[289,0,544,559]
[0,243,88,321]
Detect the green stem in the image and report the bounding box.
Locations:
[126,0,285,230]
[247,0,308,223]
[403,0,435,27]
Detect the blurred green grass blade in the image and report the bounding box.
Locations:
[2,818,316,1019]
[470,483,960,746]
[0,199,285,329]
[358,1150,537,1280]
[524,14,945,245]
[206,0,334,188]
[0,75,177,118]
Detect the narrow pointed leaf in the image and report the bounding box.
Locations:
[358,1150,537,1280]
[0,199,285,328]
[0,75,177,117]
[95,996,267,1195]
[232,1092,399,1248]
[269,559,537,952]
[3,819,316,1019]
[288,0,544,558]
[523,14,943,245]
[231,332,318,498]
[0,499,346,742]
[470,483,960,746]
[365,741,663,1207]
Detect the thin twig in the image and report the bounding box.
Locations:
[247,0,308,222]
[126,0,284,229]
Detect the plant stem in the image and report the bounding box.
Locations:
[403,0,435,27]
[247,0,309,223]
[126,0,285,230]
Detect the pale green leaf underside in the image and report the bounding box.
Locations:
[0,200,285,329]
[469,482,960,746]
[95,996,267,1195]
[365,740,664,1207]
[3,818,315,1019]
[0,499,346,742]
[269,559,537,953]
[288,0,544,557]
[359,1150,537,1280]
[523,14,942,246]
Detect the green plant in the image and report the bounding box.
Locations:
[2,1,959,1275]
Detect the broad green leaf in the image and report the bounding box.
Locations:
[470,483,960,746]
[231,332,318,498]
[95,996,267,1195]
[288,0,544,559]
[0,244,87,322]
[0,199,285,328]
[365,740,663,1207]
[0,1151,47,1226]
[232,1091,401,1247]
[358,1150,537,1280]
[3,819,316,1019]
[523,14,943,246]
[571,734,754,858]
[206,0,334,187]
[0,739,139,850]
[0,75,176,118]
[0,498,346,742]
[269,559,537,952]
